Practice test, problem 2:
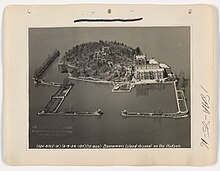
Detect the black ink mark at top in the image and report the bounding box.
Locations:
[74,17,143,23]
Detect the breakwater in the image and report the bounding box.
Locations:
[121,81,189,119]
[38,110,103,116]
[33,50,60,79]
[38,85,73,114]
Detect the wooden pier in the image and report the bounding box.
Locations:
[120,110,188,119]
[37,84,104,117]
[34,78,62,87]
[112,83,134,92]
[38,110,103,116]
[38,85,73,114]
[33,50,60,80]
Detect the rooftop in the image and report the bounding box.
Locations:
[136,68,164,72]
[149,58,158,64]
[159,63,170,68]
[135,55,146,59]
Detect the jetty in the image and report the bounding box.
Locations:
[33,50,105,117]
[112,83,134,92]
[121,110,188,119]
[33,50,60,80]
[120,81,189,119]
[37,84,104,117]
[38,109,103,116]
[38,85,73,114]
[173,81,188,114]
[34,78,62,87]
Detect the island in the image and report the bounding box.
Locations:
[32,40,189,119]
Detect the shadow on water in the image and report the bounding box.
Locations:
[135,83,166,97]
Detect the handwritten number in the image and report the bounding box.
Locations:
[202,121,210,137]
[200,85,211,150]
[200,138,209,149]
[201,94,210,114]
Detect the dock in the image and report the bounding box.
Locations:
[38,85,73,114]
[38,84,104,117]
[33,50,60,79]
[112,83,134,92]
[174,80,189,114]
[120,81,189,119]
[38,109,103,116]
[33,50,105,117]
[120,110,188,119]
[34,78,62,87]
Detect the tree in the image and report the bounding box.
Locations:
[70,68,78,77]
[135,47,141,55]
[178,72,185,90]
[62,77,70,87]
[131,49,136,56]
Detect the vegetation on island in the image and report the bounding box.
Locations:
[60,40,142,82]
[176,71,188,91]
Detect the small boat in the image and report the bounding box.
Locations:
[114,85,120,90]
[157,111,163,115]
[38,109,45,115]
[94,109,103,115]
[121,110,128,116]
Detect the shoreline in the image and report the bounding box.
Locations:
[35,74,188,119]
[68,75,175,85]
[69,76,113,84]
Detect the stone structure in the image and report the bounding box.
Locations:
[133,55,173,81]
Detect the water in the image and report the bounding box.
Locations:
[29,58,190,148]
[29,27,191,148]
[59,82,178,113]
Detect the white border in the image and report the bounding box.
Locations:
[0,0,220,171]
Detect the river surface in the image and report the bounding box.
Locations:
[29,27,191,148]
[29,58,191,148]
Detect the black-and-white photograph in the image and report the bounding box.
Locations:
[29,27,191,149]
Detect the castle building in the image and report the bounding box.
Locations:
[133,55,173,81]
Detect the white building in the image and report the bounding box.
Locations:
[133,55,172,81]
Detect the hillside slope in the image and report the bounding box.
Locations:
[60,40,142,81]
